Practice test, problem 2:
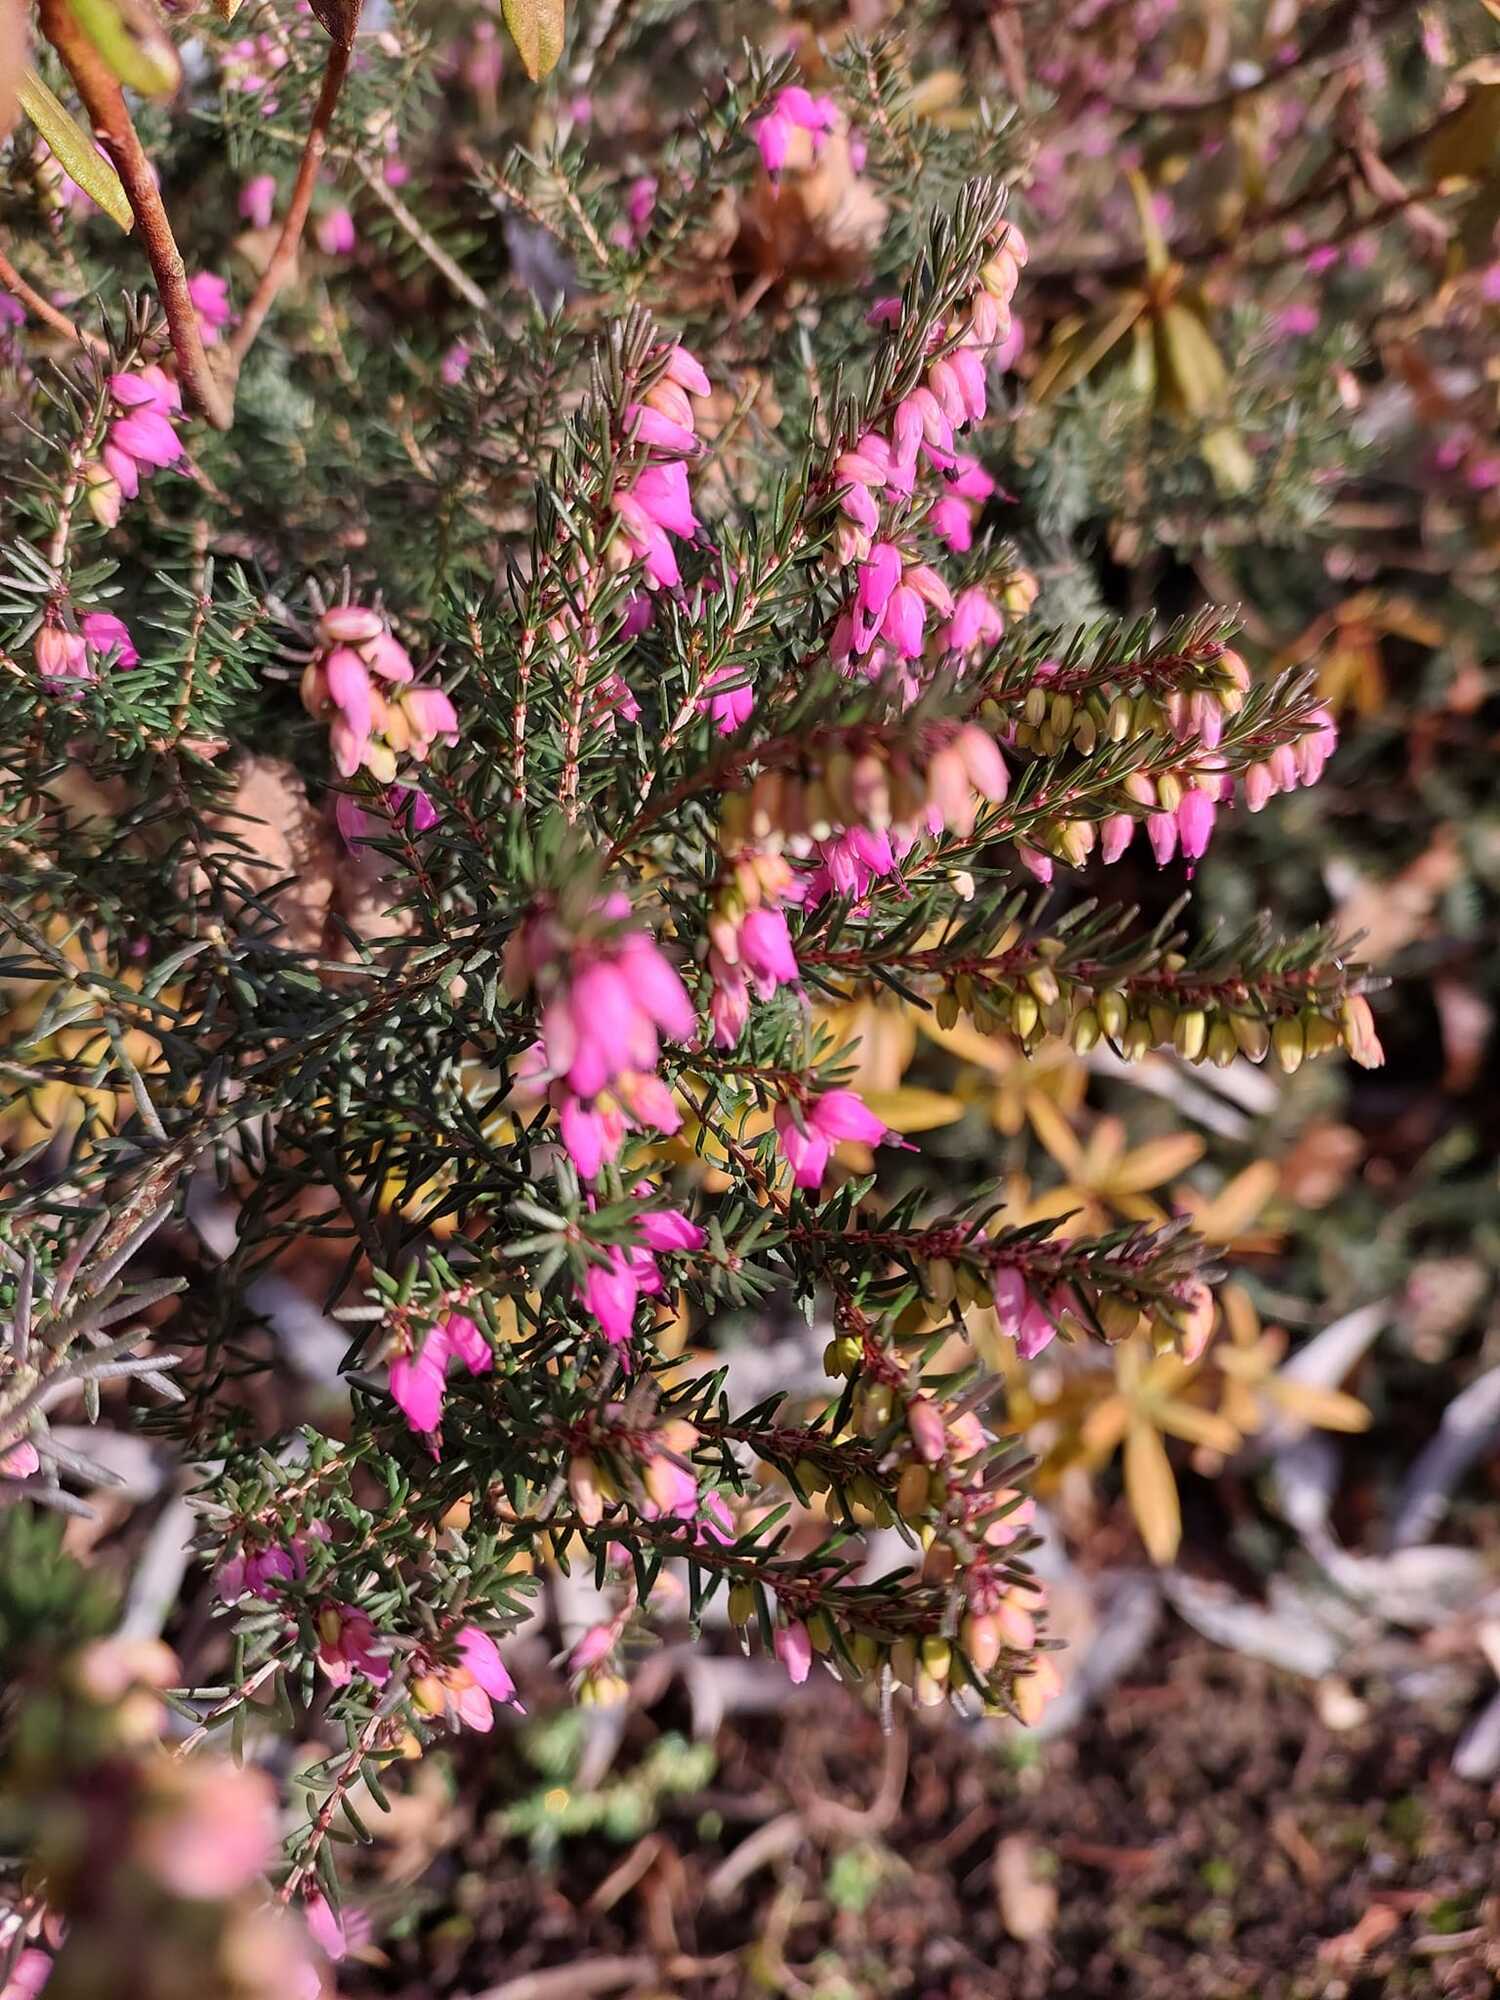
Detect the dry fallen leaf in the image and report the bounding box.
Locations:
[189,755,339,954]
[993,1833,1057,1941]
[1329,831,1461,962]
[739,126,889,283]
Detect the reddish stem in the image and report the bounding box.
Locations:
[37,0,234,429]
[228,30,357,369]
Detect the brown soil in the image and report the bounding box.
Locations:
[345,1637,1500,2000]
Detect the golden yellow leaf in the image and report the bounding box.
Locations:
[1154,1401,1242,1455]
[906,69,965,116]
[1031,291,1148,406]
[1025,1092,1086,1176]
[859,1086,965,1134]
[1268,1381,1372,1433]
[503,0,565,80]
[1220,1280,1260,1347]
[1109,1133,1205,1194]
[1125,167,1172,279]
[1080,1395,1130,1456]
[1154,300,1229,415]
[915,1009,1008,1073]
[17,67,133,231]
[1124,1420,1181,1565]
[1153,300,1254,492]
[1191,1160,1279,1243]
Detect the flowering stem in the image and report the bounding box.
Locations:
[37,0,234,430]
[802,945,1363,1019]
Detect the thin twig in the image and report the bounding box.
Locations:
[227,27,358,369]
[0,242,104,353]
[342,147,490,314]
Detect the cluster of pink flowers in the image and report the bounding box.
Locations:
[386,1307,493,1439]
[706,723,1010,1039]
[503,893,697,1184]
[315,1606,522,1733]
[217,1523,327,1603]
[33,607,139,686]
[774,1088,896,1191]
[298,603,457,782]
[567,1413,730,1542]
[610,343,711,588]
[833,217,1027,651]
[705,848,803,1047]
[575,1199,705,1347]
[1098,703,1338,869]
[410,1624,523,1731]
[752,85,840,178]
[84,366,184,528]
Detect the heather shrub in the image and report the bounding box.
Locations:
[11,0,1493,1989]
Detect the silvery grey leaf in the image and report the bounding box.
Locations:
[1391,1365,1500,1550]
[1163,1570,1345,1677]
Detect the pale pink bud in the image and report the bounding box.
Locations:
[443,1310,492,1375]
[906,1396,946,1463]
[774,1619,813,1684]
[663,344,710,397]
[317,604,385,645]
[1100,813,1135,864]
[1146,810,1179,866]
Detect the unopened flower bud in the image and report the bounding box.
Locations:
[1339,994,1384,1069]
[896,1461,931,1521]
[1207,1019,1238,1067]
[857,1383,894,1434]
[1232,1014,1269,1062]
[1121,1016,1152,1061]
[1177,1280,1216,1364]
[920,1634,952,1681]
[1097,990,1128,1039]
[1013,1657,1063,1726]
[1174,1009,1207,1061]
[960,1611,1003,1673]
[1097,1294,1142,1342]
[1272,1017,1305,1073]
[1304,1012,1341,1059]
[569,1455,604,1526]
